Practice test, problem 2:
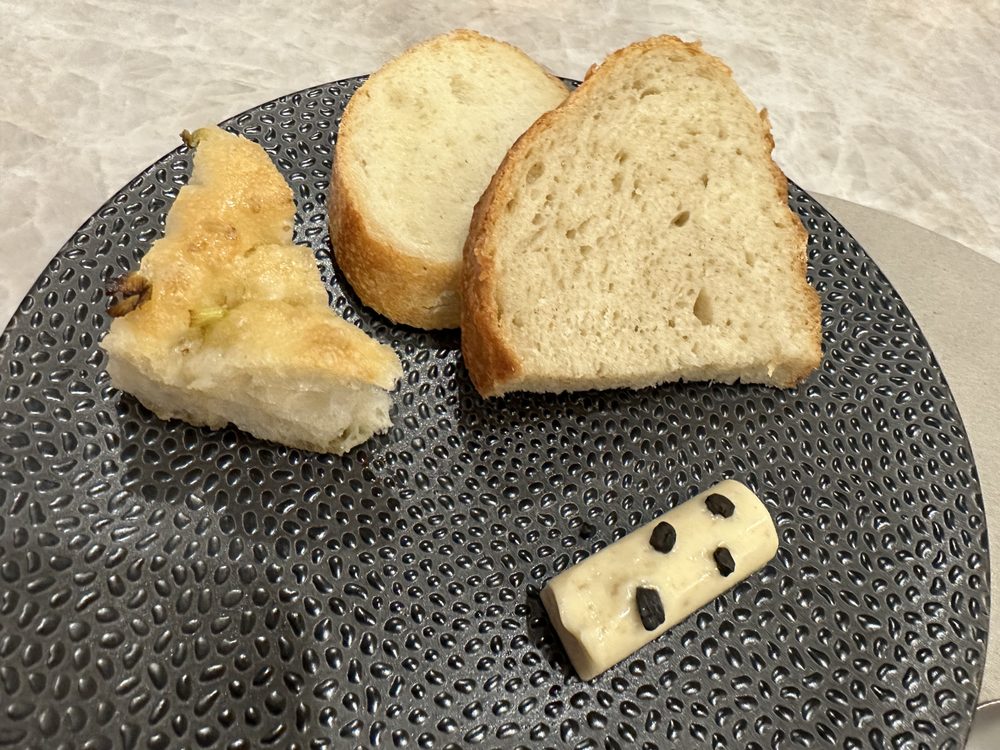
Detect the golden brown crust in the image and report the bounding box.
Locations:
[756,108,823,386]
[330,160,460,329]
[329,29,566,331]
[459,158,524,396]
[102,126,402,390]
[461,35,822,396]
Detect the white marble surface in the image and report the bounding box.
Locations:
[2,0,999,710]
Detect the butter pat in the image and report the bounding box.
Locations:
[541,480,778,680]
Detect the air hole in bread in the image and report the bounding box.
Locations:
[532,212,543,226]
[565,227,577,239]
[640,86,662,99]
[693,288,713,325]
[579,245,593,257]
[611,172,624,191]
[526,162,544,184]
[614,149,629,164]
[505,198,516,213]
[700,173,709,187]
[449,73,473,101]
[736,147,743,155]
[671,210,690,227]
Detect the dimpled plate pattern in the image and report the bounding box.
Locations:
[0,77,989,750]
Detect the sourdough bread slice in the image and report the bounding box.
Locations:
[462,36,822,397]
[101,127,402,454]
[329,29,568,329]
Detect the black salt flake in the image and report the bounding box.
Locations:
[635,586,665,631]
[649,522,676,553]
[705,493,735,518]
[713,546,736,577]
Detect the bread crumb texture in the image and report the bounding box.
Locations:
[462,36,821,396]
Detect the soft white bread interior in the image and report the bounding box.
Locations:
[101,126,402,454]
[330,29,569,329]
[462,36,822,396]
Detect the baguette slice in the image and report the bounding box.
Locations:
[101,127,402,454]
[330,29,569,329]
[462,36,822,397]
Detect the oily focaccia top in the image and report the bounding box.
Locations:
[101,127,401,454]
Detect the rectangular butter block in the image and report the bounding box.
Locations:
[541,479,778,680]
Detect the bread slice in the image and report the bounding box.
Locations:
[462,36,822,397]
[101,126,402,454]
[329,29,568,329]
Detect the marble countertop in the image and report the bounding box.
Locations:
[2,0,998,713]
[3,0,998,317]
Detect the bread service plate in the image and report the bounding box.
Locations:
[0,77,988,749]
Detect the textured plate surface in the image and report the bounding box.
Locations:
[0,78,989,750]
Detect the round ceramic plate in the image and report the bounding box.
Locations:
[0,77,989,750]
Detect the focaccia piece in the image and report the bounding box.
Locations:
[101,127,402,454]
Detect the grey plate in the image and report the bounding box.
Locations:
[0,77,989,750]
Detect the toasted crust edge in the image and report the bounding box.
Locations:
[460,155,524,396]
[330,29,566,331]
[461,35,822,396]
[330,160,460,329]
[756,107,824,387]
